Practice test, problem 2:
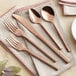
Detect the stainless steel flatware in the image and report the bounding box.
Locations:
[6,36,58,70]
[4,18,56,62]
[28,8,61,50]
[12,14,71,63]
[41,6,71,52]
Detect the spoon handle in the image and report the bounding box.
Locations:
[39,23,62,50]
[23,48,58,70]
[52,21,71,52]
[22,34,57,62]
[35,32,70,63]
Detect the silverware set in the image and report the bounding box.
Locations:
[12,13,70,63]
[6,36,58,70]
[3,6,71,76]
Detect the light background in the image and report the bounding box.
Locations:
[0,0,76,76]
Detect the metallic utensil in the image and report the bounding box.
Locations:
[41,6,71,52]
[4,18,57,62]
[29,8,61,50]
[12,14,71,63]
[6,36,58,70]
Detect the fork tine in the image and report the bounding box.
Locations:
[6,18,17,28]
[6,37,15,48]
[4,18,17,32]
[6,36,18,48]
[4,18,11,25]
[10,37,19,45]
[4,22,16,33]
[7,19,18,29]
[8,19,17,28]
[6,36,24,51]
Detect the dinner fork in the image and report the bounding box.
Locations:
[4,18,57,62]
[6,36,58,70]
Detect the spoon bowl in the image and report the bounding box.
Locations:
[29,9,41,24]
[41,6,54,22]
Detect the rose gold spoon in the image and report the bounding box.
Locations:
[41,6,71,52]
[29,8,61,50]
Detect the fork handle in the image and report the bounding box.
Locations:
[22,34,57,62]
[23,48,58,70]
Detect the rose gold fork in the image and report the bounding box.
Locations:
[6,36,58,70]
[4,18,57,62]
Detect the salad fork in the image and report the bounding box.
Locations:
[4,18,57,62]
[6,36,58,70]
